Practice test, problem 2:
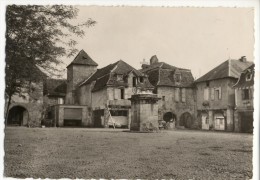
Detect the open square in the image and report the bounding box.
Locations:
[4,127,252,179]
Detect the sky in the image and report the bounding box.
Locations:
[60,6,254,79]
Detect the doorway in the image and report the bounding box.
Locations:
[7,106,29,126]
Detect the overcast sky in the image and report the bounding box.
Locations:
[61,6,254,79]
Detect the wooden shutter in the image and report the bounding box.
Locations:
[181,88,186,102]
[211,88,215,100]
[64,108,82,120]
[218,87,222,99]
[204,88,209,100]
[175,88,180,102]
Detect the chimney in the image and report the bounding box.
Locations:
[239,56,247,62]
[150,55,159,65]
[141,64,149,69]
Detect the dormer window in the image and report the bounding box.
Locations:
[139,77,144,83]
[175,73,181,83]
[246,73,252,81]
[133,77,137,87]
[117,74,123,81]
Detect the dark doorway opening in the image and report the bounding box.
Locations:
[7,106,28,126]
[240,112,253,133]
[163,112,176,122]
[180,112,193,128]
[93,109,104,127]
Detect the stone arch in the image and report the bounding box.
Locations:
[179,112,193,128]
[163,112,177,122]
[7,105,29,126]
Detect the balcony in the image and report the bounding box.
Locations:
[108,99,131,109]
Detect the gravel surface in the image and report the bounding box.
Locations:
[4,127,253,179]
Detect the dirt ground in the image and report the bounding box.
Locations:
[4,127,253,179]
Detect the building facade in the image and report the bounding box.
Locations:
[194,57,253,131]
[72,52,154,128]
[233,64,254,133]
[141,55,197,129]
[6,77,66,127]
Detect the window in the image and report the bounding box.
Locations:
[206,81,210,87]
[204,88,209,100]
[133,77,137,87]
[175,88,180,102]
[214,87,221,100]
[162,96,165,101]
[110,110,127,116]
[181,88,186,102]
[117,74,123,81]
[153,88,158,94]
[246,73,252,81]
[139,77,144,83]
[205,118,209,124]
[120,88,125,99]
[58,98,64,104]
[242,89,250,100]
[175,73,181,83]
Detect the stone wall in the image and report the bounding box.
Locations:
[157,86,197,128]
[196,78,237,110]
[6,81,45,127]
[130,94,159,131]
[92,88,108,109]
[66,65,97,104]
[7,102,43,127]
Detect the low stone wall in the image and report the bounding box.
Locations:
[7,102,44,127]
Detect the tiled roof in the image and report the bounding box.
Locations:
[79,60,153,92]
[233,64,254,88]
[44,78,66,96]
[195,59,253,83]
[52,81,67,96]
[67,50,98,68]
[141,62,194,88]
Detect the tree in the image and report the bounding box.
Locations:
[5,5,96,123]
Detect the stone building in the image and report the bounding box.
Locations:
[233,64,254,133]
[71,50,154,127]
[140,55,197,128]
[43,78,67,106]
[194,56,253,131]
[6,75,66,127]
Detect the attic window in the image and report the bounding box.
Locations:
[246,73,252,81]
[139,77,144,83]
[117,74,123,81]
[175,73,181,83]
[133,77,137,87]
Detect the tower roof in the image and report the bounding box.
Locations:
[67,50,98,68]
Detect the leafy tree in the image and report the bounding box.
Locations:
[5,5,96,122]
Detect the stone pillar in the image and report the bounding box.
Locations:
[129,94,160,131]
[81,106,88,127]
[226,108,234,131]
[58,107,64,127]
[127,109,131,129]
[234,110,240,132]
[208,110,214,129]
